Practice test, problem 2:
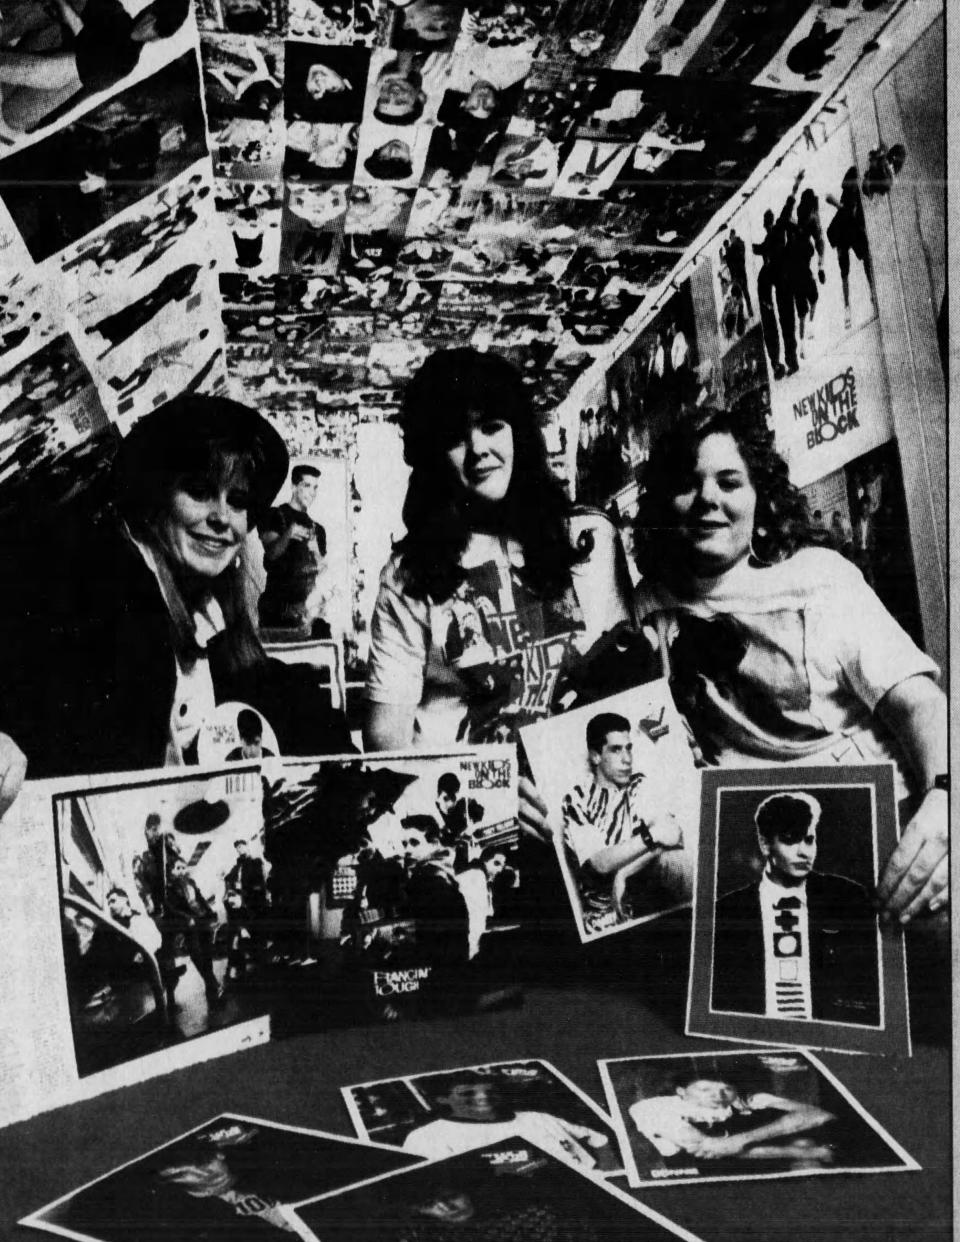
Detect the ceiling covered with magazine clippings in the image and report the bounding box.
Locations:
[0,0,905,439]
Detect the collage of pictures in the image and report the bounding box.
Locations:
[0,0,948,1239]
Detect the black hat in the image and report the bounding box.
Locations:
[114,394,288,528]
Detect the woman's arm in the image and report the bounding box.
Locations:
[363,701,416,751]
[0,734,27,822]
[875,674,948,922]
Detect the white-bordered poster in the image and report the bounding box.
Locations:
[520,682,700,943]
[597,1048,919,1189]
[342,1058,622,1176]
[686,765,910,1057]
[20,1112,418,1241]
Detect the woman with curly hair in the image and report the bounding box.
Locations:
[633,407,947,924]
[364,347,634,751]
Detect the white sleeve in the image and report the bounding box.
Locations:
[401,1121,451,1158]
[815,554,938,712]
[628,1099,684,1158]
[365,558,430,707]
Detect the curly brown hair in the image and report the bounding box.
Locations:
[633,407,823,588]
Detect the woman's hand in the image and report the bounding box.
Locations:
[876,788,948,923]
[0,733,27,821]
[518,775,551,844]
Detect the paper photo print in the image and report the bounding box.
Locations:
[252,455,351,645]
[50,766,271,1080]
[342,1059,622,1176]
[263,747,521,1027]
[21,1113,418,1242]
[598,1048,919,1189]
[520,682,701,943]
[687,765,910,1057]
[292,1138,706,1242]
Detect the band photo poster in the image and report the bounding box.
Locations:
[342,1057,623,1176]
[597,1048,920,1190]
[0,765,272,1130]
[686,764,910,1057]
[520,681,700,943]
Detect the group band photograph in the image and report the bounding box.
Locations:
[0,1,950,1240]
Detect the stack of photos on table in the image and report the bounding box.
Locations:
[20,1052,919,1241]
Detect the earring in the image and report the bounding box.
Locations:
[749,528,772,566]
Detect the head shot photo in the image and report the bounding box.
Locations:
[688,765,910,1056]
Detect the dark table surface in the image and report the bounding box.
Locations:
[2,921,952,1242]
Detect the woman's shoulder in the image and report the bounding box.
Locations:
[774,545,868,594]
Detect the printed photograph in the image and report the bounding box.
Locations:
[598,1048,919,1188]
[21,1113,418,1242]
[262,747,522,1027]
[51,766,270,1078]
[343,1058,622,1174]
[520,682,700,942]
[687,765,911,1056]
[292,1137,706,1242]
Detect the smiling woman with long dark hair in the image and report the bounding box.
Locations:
[364,347,633,750]
[632,406,947,924]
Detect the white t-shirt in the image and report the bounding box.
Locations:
[367,512,630,746]
[636,548,937,798]
[401,1111,608,1167]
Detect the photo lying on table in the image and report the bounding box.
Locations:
[50,766,271,1080]
[520,681,700,943]
[687,765,909,1056]
[291,1137,705,1242]
[598,1048,919,1189]
[20,1112,419,1242]
[264,747,521,1027]
[342,1058,622,1176]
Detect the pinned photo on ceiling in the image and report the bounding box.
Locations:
[214,181,284,275]
[385,0,465,53]
[687,766,910,1057]
[200,32,284,128]
[606,0,729,77]
[755,2,895,93]
[279,184,347,273]
[489,133,560,189]
[284,121,360,182]
[533,0,641,69]
[553,138,634,199]
[195,0,285,36]
[682,0,822,84]
[0,0,194,147]
[284,41,371,123]
[364,47,451,129]
[0,52,208,262]
[343,183,414,235]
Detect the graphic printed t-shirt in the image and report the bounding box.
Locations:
[367,515,629,745]
[636,547,937,797]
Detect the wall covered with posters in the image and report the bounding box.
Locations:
[0,0,945,689]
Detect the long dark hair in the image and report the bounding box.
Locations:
[116,400,287,675]
[633,406,822,589]
[396,348,577,602]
